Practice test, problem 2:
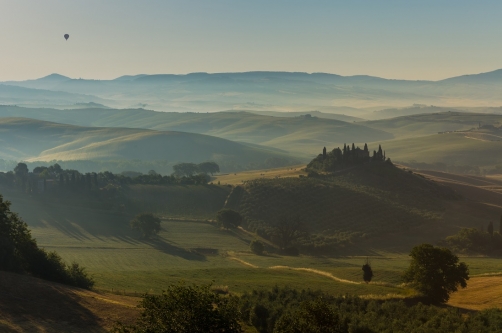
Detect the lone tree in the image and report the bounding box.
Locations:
[130,213,161,238]
[488,221,494,237]
[272,215,305,249]
[112,283,242,333]
[216,209,242,229]
[250,239,265,255]
[403,243,469,303]
[362,258,373,283]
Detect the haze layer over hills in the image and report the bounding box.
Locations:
[2,70,502,112]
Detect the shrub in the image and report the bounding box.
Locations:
[112,283,242,333]
[250,239,265,255]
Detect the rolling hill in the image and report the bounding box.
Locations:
[363,111,502,138]
[0,117,299,171]
[381,131,502,169]
[0,106,393,155]
[226,162,462,252]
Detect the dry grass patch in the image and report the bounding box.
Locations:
[448,276,502,310]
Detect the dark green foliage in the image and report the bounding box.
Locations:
[198,161,220,175]
[240,286,502,333]
[274,299,346,333]
[362,259,373,283]
[173,162,199,177]
[272,216,305,249]
[172,161,220,177]
[112,283,242,333]
[443,228,502,255]
[307,143,384,173]
[0,194,94,289]
[403,244,469,303]
[250,239,265,255]
[130,213,161,238]
[281,246,300,256]
[216,209,242,229]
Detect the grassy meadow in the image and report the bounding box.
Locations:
[24,215,502,302]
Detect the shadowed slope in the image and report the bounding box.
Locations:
[0,271,139,332]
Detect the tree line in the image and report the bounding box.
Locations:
[442,216,502,255]
[307,142,388,172]
[0,161,221,193]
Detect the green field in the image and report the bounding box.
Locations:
[24,217,502,298]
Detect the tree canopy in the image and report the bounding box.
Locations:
[0,194,93,289]
[274,299,346,333]
[130,213,161,238]
[216,209,242,229]
[403,243,469,303]
[112,283,242,333]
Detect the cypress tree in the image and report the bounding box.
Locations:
[364,143,368,152]
[322,147,327,159]
[488,221,494,237]
[362,258,373,283]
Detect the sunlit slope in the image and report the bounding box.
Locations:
[0,117,295,165]
[363,112,502,138]
[0,106,393,155]
[381,132,502,167]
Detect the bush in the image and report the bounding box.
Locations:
[250,240,265,255]
[112,283,242,333]
[130,212,161,238]
[216,209,242,229]
[274,299,346,333]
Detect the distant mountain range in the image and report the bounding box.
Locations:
[2,69,502,113]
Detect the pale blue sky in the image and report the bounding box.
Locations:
[1,0,501,81]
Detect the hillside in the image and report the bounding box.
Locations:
[363,111,502,138]
[0,117,299,171]
[382,131,502,170]
[0,106,393,155]
[229,162,461,252]
[0,271,139,332]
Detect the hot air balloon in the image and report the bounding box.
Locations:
[64,34,69,41]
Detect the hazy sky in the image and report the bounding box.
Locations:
[1,0,501,81]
